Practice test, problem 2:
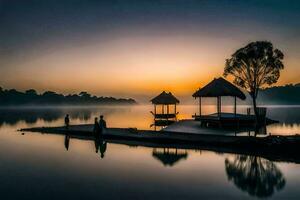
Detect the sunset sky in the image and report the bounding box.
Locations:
[1,0,300,102]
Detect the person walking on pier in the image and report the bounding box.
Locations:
[64,114,70,130]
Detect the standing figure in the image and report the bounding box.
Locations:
[93,117,100,136]
[99,115,107,136]
[64,114,70,130]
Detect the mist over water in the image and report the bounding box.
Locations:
[1,104,300,134]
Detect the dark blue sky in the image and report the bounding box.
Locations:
[0,0,300,99]
[1,0,300,57]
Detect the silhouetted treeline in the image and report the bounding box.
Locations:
[0,87,137,106]
[258,84,300,105]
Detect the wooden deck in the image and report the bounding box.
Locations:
[193,112,277,127]
[19,124,300,164]
[151,113,177,119]
[163,120,265,135]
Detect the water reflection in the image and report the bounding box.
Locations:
[2,105,300,199]
[64,134,70,151]
[1,106,300,135]
[152,148,188,167]
[0,106,130,127]
[0,108,93,126]
[267,106,300,124]
[94,137,107,158]
[225,155,285,198]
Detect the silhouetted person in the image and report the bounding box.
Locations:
[64,114,70,129]
[93,117,100,136]
[99,115,107,136]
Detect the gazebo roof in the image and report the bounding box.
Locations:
[151,91,180,105]
[192,77,246,100]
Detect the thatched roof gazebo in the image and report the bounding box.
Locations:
[193,77,246,117]
[150,91,180,120]
[151,91,180,105]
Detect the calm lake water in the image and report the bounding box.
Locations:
[1,105,300,199]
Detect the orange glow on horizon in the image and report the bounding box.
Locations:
[0,34,298,100]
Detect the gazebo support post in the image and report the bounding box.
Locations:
[220,96,222,117]
[167,104,169,115]
[217,96,221,117]
[175,103,177,114]
[154,104,156,116]
[234,96,237,117]
[162,105,164,114]
[175,103,177,121]
[167,104,169,121]
[217,97,219,116]
[199,97,202,116]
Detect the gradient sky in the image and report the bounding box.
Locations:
[1,0,300,102]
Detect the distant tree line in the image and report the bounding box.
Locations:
[258,83,300,105]
[0,87,137,106]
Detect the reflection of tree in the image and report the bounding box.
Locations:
[225,155,285,198]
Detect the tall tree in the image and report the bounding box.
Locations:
[224,41,284,119]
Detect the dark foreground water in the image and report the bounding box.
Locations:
[0,105,300,199]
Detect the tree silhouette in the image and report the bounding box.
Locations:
[79,91,91,98]
[224,41,284,119]
[225,155,285,198]
[0,87,136,105]
[25,89,38,95]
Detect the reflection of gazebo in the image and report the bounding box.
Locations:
[150,91,180,127]
[152,148,188,167]
[192,77,252,127]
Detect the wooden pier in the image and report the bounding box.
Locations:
[20,124,300,164]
